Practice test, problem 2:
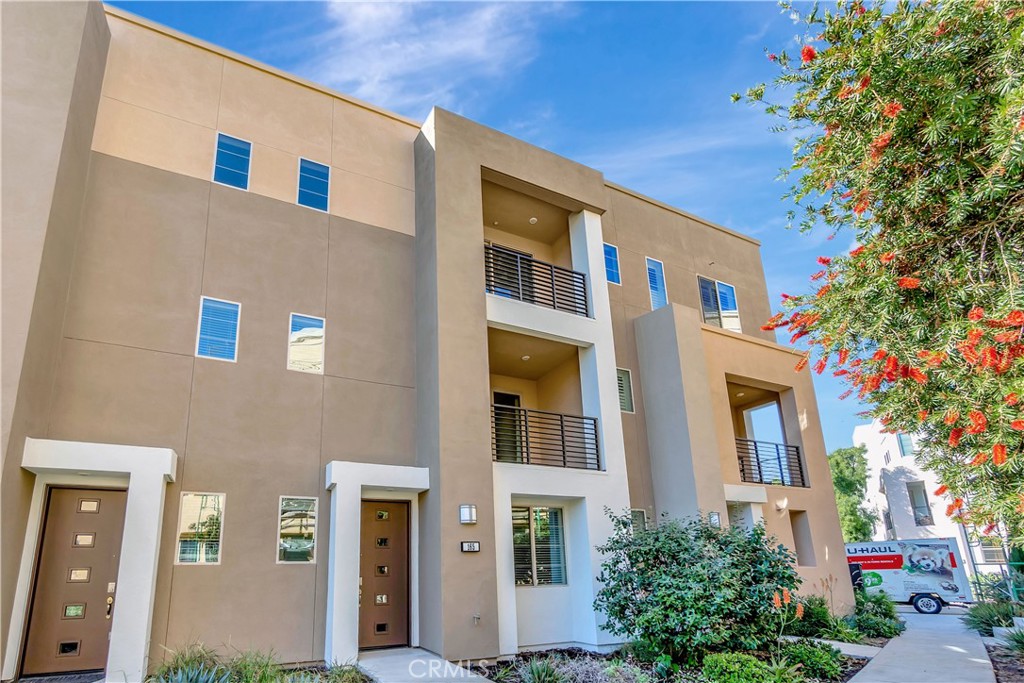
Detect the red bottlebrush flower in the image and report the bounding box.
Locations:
[833,369,849,377]
[790,330,810,344]
[849,245,865,256]
[810,270,827,281]
[971,452,989,466]
[1017,114,1024,132]
[943,411,960,425]
[968,306,985,322]
[935,21,948,36]
[980,346,999,368]
[817,284,831,298]
[838,389,854,400]
[768,53,778,61]
[993,444,1008,465]
[995,330,1021,343]
[967,328,985,346]
[1005,310,1024,326]
[966,410,988,434]
[872,350,887,361]
[1010,420,1024,431]
[870,131,893,160]
[801,45,817,63]
[838,349,850,365]
[879,252,896,264]
[983,523,998,535]
[908,368,928,384]
[853,199,870,215]
[935,485,949,496]
[946,499,965,516]
[856,3,866,15]
[996,350,1015,375]
[814,358,828,374]
[959,344,981,365]
[882,101,904,118]
[948,428,964,447]
[897,277,921,289]
[840,190,855,200]
[838,85,855,100]
[795,356,809,372]
[918,410,929,421]
[1006,393,1021,406]
[817,256,832,266]
[857,75,871,91]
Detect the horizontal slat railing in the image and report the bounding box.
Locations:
[485,244,589,317]
[492,405,600,470]
[735,438,808,488]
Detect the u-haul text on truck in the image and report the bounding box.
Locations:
[845,538,973,614]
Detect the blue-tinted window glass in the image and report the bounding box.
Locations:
[196,297,240,361]
[898,433,915,457]
[646,258,668,309]
[698,276,720,325]
[603,243,621,285]
[297,158,330,211]
[214,134,251,189]
[717,282,738,312]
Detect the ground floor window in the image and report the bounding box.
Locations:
[512,506,566,586]
[278,496,317,563]
[980,536,1008,564]
[176,492,224,565]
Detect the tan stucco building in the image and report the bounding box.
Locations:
[1,4,854,681]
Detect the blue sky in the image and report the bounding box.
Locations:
[112,1,866,451]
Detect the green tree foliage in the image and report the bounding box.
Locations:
[593,513,800,666]
[829,445,877,541]
[738,1,1024,541]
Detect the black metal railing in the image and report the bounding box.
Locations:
[491,405,600,470]
[484,244,589,317]
[735,438,808,487]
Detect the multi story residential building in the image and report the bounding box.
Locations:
[1,4,853,681]
[853,420,1006,578]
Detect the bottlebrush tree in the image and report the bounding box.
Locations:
[737,1,1024,540]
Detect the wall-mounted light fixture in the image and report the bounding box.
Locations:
[459,504,478,525]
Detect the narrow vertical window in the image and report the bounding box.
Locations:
[646,257,667,310]
[511,506,567,586]
[278,497,317,563]
[297,158,330,212]
[213,133,251,190]
[907,481,933,526]
[716,282,741,332]
[196,297,240,362]
[287,313,325,374]
[617,368,634,413]
[176,493,225,565]
[897,433,915,457]
[603,243,621,285]
[698,276,720,327]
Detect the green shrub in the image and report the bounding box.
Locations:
[226,649,282,683]
[1004,629,1024,654]
[846,613,905,639]
[783,595,834,638]
[154,643,221,680]
[152,665,230,683]
[520,658,563,683]
[962,602,1024,637]
[782,640,843,681]
[855,590,898,621]
[820,616,864,644]
[595,513,799,665]
[317,666,367,683]
[763,656,805,683]
[701,653,770,683]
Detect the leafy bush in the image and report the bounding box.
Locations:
[845,613,905,639]
[595,513,799,665]
[855,590,898,621]
[519,658,563,683]
[701,653,803,683]
[547,656,653,683]
[783,595,834,638]
[781,640,843,681]
[962,602,1024,637]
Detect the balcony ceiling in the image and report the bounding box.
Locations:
[482,180,570,245]
[726,382,778,410]
[487,327,578,380]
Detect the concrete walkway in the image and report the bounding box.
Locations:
[850,612,995,683]
[359,648,491,683]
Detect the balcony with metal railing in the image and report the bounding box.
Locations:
[735,438,808,488]
[484,243,589,317]
[491,405,600,470]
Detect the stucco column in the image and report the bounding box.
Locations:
[324,470,361,664]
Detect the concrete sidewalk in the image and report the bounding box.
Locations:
[850,613,995,683]
[359,648,491,683]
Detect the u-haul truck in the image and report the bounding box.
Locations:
[845,538,973,614]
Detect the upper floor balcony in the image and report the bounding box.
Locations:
[485,244,589,317]
[487,327,600,470]
[728,380,808,488]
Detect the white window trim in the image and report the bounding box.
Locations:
[195,295,242,363]
[174,491,226,566]
[276,495,318,565]
[211,131,253,192]
[645,256,667,311]
[603,243,621,286]
[714,279,738,313]
[296,157,331,213]
[286,311,326,375]
[617,367,635,414]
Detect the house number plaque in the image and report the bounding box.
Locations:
[460,541,480,552]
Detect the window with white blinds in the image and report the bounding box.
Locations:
[617,368,634,413]
[196,297,241,362]
[698,276,741,333]
[213,133,251,190]
[511,506,566,586]
[297,158,330,212]
[646,257,667,310]
[604,243,621,285]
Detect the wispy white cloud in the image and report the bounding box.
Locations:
[296,1,570,119]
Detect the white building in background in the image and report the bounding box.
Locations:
[853,420,1006,578]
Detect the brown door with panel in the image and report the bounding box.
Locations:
[358,501,409,649]
[22,488,127,675]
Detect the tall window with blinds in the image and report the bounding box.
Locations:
[646,257,667,310]
[511,506,567,586]
[698,276,741,333]
[617,368,634,412]
[297,158,330,212]
[604,243,621,285]
[897,433,916,457]
[213,133,251,190]
[196,297,241,362]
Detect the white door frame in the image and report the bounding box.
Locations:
[3,438,177,682]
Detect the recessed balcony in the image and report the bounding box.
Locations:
[728,380,808,488]
[735,438,807,487]
[487,328,600,470]
[485,244,589,317]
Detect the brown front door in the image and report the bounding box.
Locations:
[22,488,127,676]
[358,501,409,649]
